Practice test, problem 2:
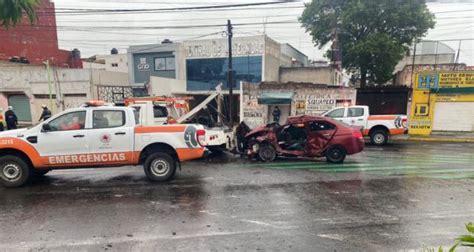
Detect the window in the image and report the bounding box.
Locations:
[308,121,335,132]
[93,110,125,129]
[348,108,364,117]
[111,63,118,67]
[133,107,140,124]
[154,57,175,71]
[48,111,86,131]
[153,106,168,118]
[326,108,344,118]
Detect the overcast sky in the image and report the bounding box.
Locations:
[52,0,474,64]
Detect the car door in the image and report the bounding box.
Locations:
[305,120,337,157]
[36,110,89,159]
[346,107,366,127]
[324,108,346,123]
[87,109,134,165]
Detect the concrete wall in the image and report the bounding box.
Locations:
[0,64,92,122]
[279,67,340,85]
[150,76,186,96]
[263,36,282,82]
[97,54,129,73]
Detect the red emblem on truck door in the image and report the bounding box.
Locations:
[100,133,111,144]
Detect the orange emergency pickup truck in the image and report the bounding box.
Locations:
[0,102,206,188]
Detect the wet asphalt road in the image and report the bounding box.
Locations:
[1,142,473,251]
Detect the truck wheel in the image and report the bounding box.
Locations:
[0,155,31,188]
[143,153,176,182]
[32,169,50,178]
[370,130,388,146]
[326,146,346,164]
[258,144,276,162]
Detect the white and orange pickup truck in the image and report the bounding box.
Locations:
[0,102,206,188]
[322,105,407,146]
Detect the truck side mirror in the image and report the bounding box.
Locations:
[42,123,51,132]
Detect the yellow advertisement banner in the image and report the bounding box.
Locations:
[415,71,474,90]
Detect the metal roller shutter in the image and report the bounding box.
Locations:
[432,102,474,132]
[8,95,32,122]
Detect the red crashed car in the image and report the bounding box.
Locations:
[240,115,364,163]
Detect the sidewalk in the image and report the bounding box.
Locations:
[392,132,474,143]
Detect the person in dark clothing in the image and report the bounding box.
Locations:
[272,106,281,123]
[5,106,18,130]
[39,104,52,121]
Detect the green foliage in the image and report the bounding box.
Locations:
[0,0,40,28]
[456,223,474,247]
[300,0,435,86]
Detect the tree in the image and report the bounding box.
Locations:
[300,0,435,87]
[0,0,40,28]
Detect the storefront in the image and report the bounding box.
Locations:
[409,71,474,135]
[240,82,357,129]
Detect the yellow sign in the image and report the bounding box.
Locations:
[415,71,474,90]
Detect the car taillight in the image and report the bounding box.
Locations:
[352,130,363,139]
[196,129,206,146]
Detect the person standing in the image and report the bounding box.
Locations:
[272,106,281,123]
[39,105,52,121]
[5,106,18,130]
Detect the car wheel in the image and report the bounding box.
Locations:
[144,153,176,182]
[0,155,31,188]
[326,146,346,164]
[258,144,276,162]
[370,130,388,146]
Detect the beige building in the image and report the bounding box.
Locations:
[279,66,345,86]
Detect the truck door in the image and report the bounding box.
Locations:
[324,107,346,123]
[36,110,89,158]
[305,120,337,157]
[346,107,366,128]
[87,109,134,164]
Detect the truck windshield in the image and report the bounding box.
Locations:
[153,106,168,118]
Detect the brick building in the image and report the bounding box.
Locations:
[0,0,81,68]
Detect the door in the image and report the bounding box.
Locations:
[8,94,32,122]
[305,120,337,157]
[87,109,134,164]
[36,110,89,158]
[345,107,366,127]
[324,107,346,123]
[433,102,474,131]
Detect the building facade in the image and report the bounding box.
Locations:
[409,71,474,134]
[0,0,82,68]
[241,82,357,129]
[128,35,309,96]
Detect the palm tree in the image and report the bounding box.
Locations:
[0,0,41,28]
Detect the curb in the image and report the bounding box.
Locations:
[393,137,474,143]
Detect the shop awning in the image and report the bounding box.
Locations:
[258,92,294,105]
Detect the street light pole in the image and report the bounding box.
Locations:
[227,19,233,127]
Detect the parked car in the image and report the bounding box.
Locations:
[240,115,364,163]
[321,105,408,146]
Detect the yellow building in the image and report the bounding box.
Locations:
[409,71,474,135]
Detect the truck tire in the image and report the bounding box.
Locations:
[0,155,31,188]
[326,146,346,164]
[32,169,50,178]
[258,144,277,162]
[370,129,388,146]
[143,153,176,182]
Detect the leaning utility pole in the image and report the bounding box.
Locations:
[227,19,234,127]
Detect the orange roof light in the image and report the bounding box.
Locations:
[85,100,106,107]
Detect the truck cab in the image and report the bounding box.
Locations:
[322,105,407,145]
[0,102,206,188]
